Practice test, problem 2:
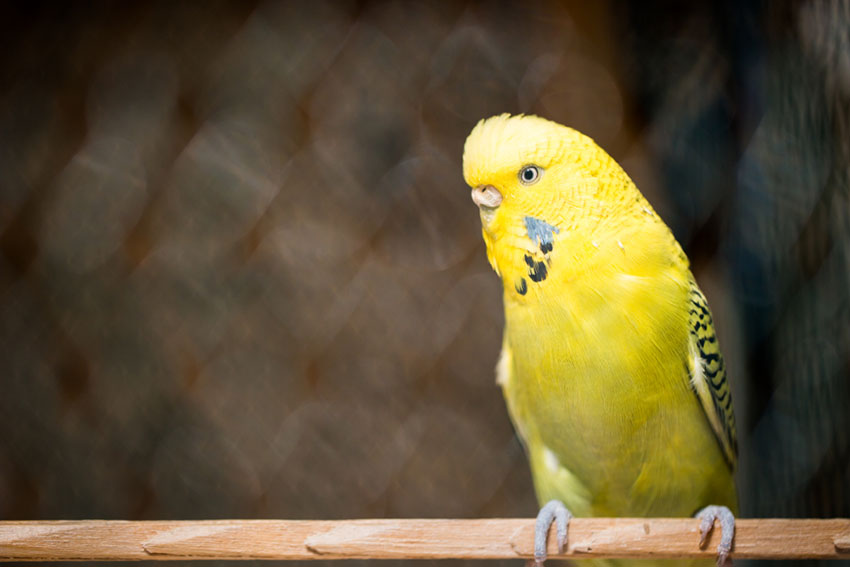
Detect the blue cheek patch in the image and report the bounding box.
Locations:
[523,216,560,254]
[518,216,558,290]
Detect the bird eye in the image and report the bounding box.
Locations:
[519,165,541,185]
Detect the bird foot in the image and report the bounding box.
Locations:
[695,505,735,567]
[534,500,572,566]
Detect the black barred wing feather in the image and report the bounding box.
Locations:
[687,280,738,469]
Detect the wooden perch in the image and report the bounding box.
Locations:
[1,518,848,561]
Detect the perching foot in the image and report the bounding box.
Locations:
[696,505,735,567]
[533,500,571,566]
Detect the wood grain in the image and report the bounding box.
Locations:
[0,518,848,561]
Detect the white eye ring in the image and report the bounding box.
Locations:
[519,165,542,185]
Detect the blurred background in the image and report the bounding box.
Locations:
[1,1,848,566]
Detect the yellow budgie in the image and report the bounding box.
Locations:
[463,114,737,567]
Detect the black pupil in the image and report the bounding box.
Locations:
[523,168,535,181]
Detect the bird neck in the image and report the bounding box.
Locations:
[485,195,685,307]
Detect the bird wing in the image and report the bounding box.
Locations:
[687,279,738,470]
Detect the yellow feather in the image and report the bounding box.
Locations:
[464,114,737,567]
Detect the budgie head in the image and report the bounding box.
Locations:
[462,113,651,281]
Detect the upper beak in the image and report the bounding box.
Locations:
[471,185,502,210]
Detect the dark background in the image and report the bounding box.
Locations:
[1,2,849,566]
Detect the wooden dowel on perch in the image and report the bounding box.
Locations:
[1,518,848,561]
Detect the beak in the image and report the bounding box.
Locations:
[471,185,502,210]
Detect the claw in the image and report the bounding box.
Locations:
[696,505,735,567]
[534,500,572,565]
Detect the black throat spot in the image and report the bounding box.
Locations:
[523,254,548,283]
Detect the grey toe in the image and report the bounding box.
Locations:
[534,500,572,565]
